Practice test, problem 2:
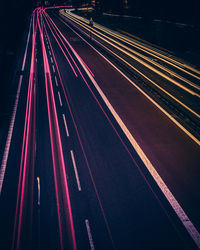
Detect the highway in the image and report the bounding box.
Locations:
[0,7,200,250]
[59,9,200,140]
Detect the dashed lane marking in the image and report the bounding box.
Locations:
[62,114,69,137]
[52,65,55,73]
[55,75,58,87]
[85,219,95,250]
[58,91,63,106]
[70,150,81,191]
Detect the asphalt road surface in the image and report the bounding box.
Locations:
[0,7,200,250]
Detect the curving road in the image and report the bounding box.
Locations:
[0,7,200,250]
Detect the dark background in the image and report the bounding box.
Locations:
[0,0,199,130]
[1,0,199,87]
[0,0,33,130]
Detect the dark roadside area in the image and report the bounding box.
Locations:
[74,10,200,68]
[0,3,31,162]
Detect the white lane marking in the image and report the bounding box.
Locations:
[52,65,55,73]
[58,91,63,106]
[65,29,200,247]
[59,17,200,146]
[64,15,200,96]
[55,75,58,87]
[85,220,95,250]
[70,150,81,191]
[0,18,32,194]
[37,177,40,206]
[51,57,53,63]
[67,12,200,86]
[49,51,51,55]
[62,114,69,137]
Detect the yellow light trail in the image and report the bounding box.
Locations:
[68,10,200,79]
[94,23,200,78]
[61,11,200,97]
[60,10,200,120]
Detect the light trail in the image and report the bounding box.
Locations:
[42,13,116,249]
[44,13,86,78]
[58,16,200,122]
[44,10,200,247]
[52,15,94,75]
[43,13,78,77]
[45,13,99,86]
[44,11,88,79]
[12,9,38,250]
[38,11,65,250]
[37,177,40,206]
[38,11,77,250]
[44,10,200,248]
[61,11,200,94]
[0,13,32,195]
[61,26,200,248]
[44,5,73,11]
[2,6,199,249]
[59,16,200,147]
[66,10,200,79]
[46,10,200,149]
[45,11,195,248]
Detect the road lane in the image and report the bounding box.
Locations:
[11,11,39,250]
[63,10,200,82]
[43,12,197,249]
[48,8,199,246]
[46,10,200,246]
[43,23,114,249]
[34,30,61,250]
[58,11,200,140]
[0,14,32,194]
[38,13,77,250]
[0,12,36,250]
[1,7,200,250]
